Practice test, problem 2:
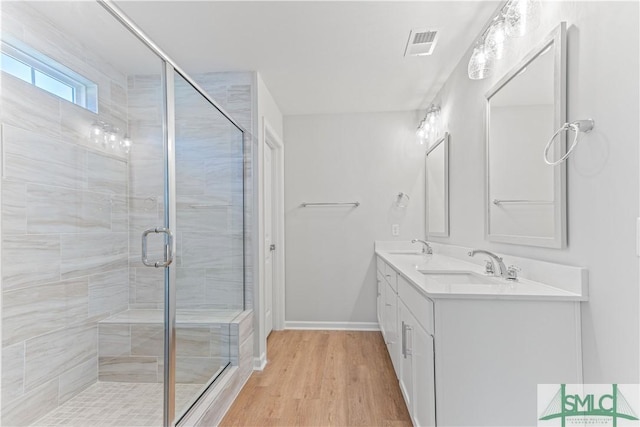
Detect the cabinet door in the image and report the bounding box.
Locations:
[400,300,436,427]
[413,323,436,427]
[384,282,400,376]
[398,303,413,413]
[377,272,384,332]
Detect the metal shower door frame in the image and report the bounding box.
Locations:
[96,2,248,425]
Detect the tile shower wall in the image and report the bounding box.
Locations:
[127,72,253,312]
[1,3,130,426]
[195,72,255,313]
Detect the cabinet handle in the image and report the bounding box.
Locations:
[401,321,407,358]
[385,303,393,307]
[405,324,413,356]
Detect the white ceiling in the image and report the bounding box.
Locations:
[112,1,500,115]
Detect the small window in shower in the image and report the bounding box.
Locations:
[0,41,98,112]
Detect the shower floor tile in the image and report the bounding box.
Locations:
[32,382,204,427]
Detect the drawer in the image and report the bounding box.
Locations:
[376,257,398,292]
[398,275,434,335]
[383,266,398,293]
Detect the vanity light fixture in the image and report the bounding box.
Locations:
[467,0,541,80]
[416,105,441,145]
[89,120,132,154]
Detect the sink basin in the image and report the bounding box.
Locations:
[419,272,498,285]
[387,251,426,255]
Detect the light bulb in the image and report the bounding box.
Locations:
[416,120,428,144]
[505,0,541,38]
[103,126,119,150]
[486,18,507,59]
[121,135,132,154]
[90,122,103,145]
[468,42,495,80]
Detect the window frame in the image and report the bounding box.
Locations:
[0,41,98,113]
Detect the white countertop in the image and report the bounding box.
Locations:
[376,249,588,301]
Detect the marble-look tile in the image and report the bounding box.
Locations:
[99,356,158,382]
[2,277,88,346]
[109,81,128,124]
[79,191,112,232]
[58,356,97,404]
[133,267,164,304]
[128,86,163,126]
[176,195,229,233]
[209,325,231,360]
[0,76,62,139]
[0,3,26,40]
[88,269,128,318]
[204,156,242,202]
[176,357,225,384]
[176,268,205,308]
[1,377,59,427]
[238,331,254,377]
[226,85,253,130]
[129,268,137,304]
[204,279,243,310]
[131,158,164,197]
[86,152,127,195]
[2,124,83,189]
[1,234,61,291]
[98,324,131,357]
[110,194,128,232]
[1,179,27,235]
[25,184,80,234]
[181,232,235,269]
[131,324,163,357]
[229,323,240,366]
[176,327,211,357]
[2,342,25,404]
[60,232,127,280]
[26,184,114,234]
[237,311,254,344]
[129,124,164,159]
[59,98,98,145]
[176,158,206,195]
[24,323,97,391]
[129,74,162,90]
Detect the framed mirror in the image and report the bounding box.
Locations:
[485,22,567,248]
[425,132,449,237]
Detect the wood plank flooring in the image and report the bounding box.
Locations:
[219,330,412,427]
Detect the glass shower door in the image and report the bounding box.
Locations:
[171,71,244,420]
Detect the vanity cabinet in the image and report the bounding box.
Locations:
[377,257,401,376]
[377,257,436,427]
[399,300,436,427]
[375,255,582,427]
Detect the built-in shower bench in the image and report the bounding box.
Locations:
[97,309,248,384]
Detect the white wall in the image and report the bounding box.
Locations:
[284,111,425,325]
[254,73,284,366]
[429,1,638,383]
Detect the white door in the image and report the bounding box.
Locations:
[264,144,274,336]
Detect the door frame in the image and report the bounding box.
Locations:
[263,120,285,332]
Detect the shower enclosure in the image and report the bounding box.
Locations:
[0,1,251,426]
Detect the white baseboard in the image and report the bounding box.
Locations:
[253,352,267,371]
[284,321,380,331]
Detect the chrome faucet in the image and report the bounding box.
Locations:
[411,239,433,254]
[468,249,507,279]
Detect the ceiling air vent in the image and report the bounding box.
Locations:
[404,29,439,57]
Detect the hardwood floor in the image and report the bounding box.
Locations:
[219,330,412,427]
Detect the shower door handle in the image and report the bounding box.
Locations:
[141,227,174,268]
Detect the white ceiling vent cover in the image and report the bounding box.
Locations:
[404,29,439,57]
